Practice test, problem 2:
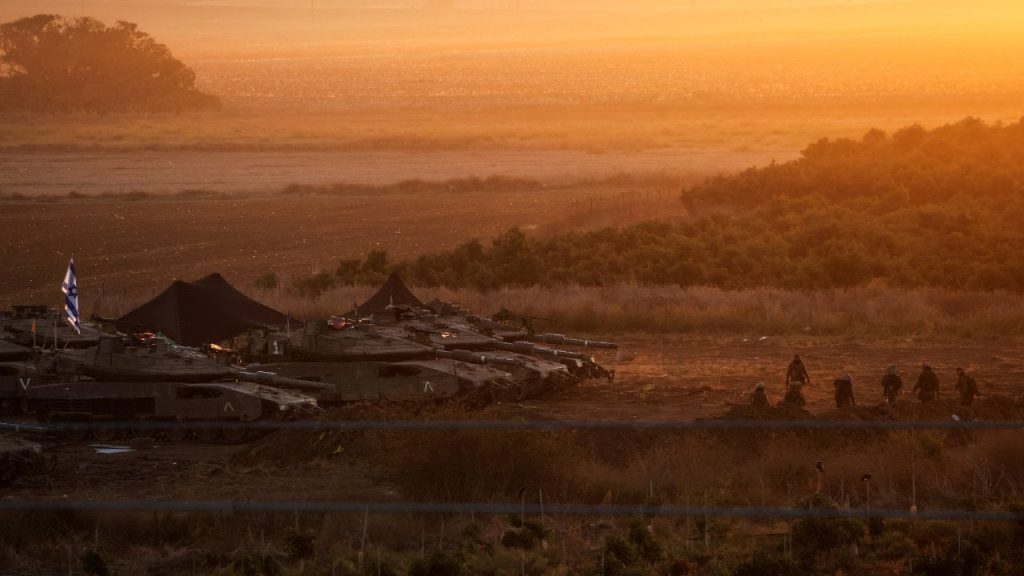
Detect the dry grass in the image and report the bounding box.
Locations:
[353,423,1024,515]
[211,283,1024,339]
[80,281,1024,339]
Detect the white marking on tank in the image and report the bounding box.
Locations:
[423,381,435,393]
[223,401,235,413]
[18,377,31,390]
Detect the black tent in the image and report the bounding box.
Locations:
[350,272,424,317]
[116,273,295,346]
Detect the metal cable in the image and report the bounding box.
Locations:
[0,499,1021,522]
[2,418,1023,432]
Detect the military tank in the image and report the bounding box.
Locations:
[243,320,515,405]
[238,273,619,404]
[243,307,616,403]
[239,313,577,403]
[1,304,102,349]
[21,336,321,442]
[382,301,618,388]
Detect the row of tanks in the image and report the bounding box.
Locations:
[0,274,620,442]
[241,298,617,406]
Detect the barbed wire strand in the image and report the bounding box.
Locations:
[0,500,1021,522]
[2,419,1023,432]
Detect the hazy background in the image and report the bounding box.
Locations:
[3,0,1022,195]
[2,0,1023,300]
[3,1,1021,115]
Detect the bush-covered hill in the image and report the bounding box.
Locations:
[301,118,1024,292]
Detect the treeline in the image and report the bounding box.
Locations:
[0,15,218,113]
[291,118,1024,293]
[684,118,1024,211]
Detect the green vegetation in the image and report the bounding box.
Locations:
[307,118,1024,292]
[0,15,219,113]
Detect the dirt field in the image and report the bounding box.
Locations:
[0,181,686,306]
[4,335,1023,575]
[7,335,1023,502]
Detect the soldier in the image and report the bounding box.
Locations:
[750,382,769,407]
[881,365,902,404]
[786,354,811,388]
[913,363,940,402]
[782,382,806,407]
[955,367,979,407]
[834,373,855,408]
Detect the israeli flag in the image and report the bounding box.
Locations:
[61,258,81,334]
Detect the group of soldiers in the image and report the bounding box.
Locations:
[749,354,980,409]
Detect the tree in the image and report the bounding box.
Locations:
[0,14,219,112]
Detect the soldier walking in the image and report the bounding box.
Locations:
[881,365,902,404]
[955,367,979,407]
[913,363,940,402]
[834,373,855,408]
[786,354,811,388]
[750,382,769,407]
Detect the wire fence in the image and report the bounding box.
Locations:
[1,499,1022,522]
[4,418,1024,433]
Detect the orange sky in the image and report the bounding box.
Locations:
[2,1,1022,111]
[2,1,1022,55]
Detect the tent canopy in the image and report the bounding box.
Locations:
[116,273,295,346]
[350,273,424,317]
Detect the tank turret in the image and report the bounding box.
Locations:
[58,336,235,382]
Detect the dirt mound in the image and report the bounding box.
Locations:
[971,394,1024,420]
[717,402,815,421]
[234,401,551,467]
[873,397,1024,422]
[234,403,400,467]
[817,404,898,422]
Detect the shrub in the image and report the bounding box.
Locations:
[80,550,110,576]
[284,527,315,562]
[732,552,805,576]
[408,551,463,576]
[292,271,336,298]
[253,273,279,290]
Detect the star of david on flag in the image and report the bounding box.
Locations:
[61,258,81,334]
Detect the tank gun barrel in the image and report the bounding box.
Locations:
[435,349,525,368]
[490,340,588,360]
[232,370,331,392]
[529,333,618,349]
